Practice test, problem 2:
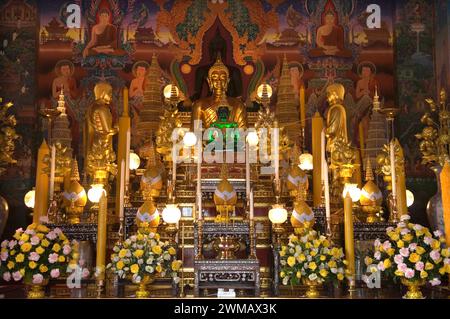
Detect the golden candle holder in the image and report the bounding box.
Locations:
[165,223,178,246]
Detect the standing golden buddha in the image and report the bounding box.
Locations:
[191,55,247,130]
[85,82,118,182]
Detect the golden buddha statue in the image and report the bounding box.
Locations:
[325,83,348,151]
[191,54,247,130]
[85,82,118,181]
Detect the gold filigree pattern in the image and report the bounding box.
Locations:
[415,88,450,166]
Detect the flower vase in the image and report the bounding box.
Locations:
[401,278,425,299]
[302,278,321,298]
[26,280,49,299]
[135,275,154,298]
[0,195,8,239]
[427,165,445,234]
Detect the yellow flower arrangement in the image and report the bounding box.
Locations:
[364,215,450,287]
[107,232,182,285]
[279,230,346,286]
[0,224,72,285]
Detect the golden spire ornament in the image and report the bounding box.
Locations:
[360,157,382,223]
[62,159,87,224]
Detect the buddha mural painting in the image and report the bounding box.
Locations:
[356,62,378,100]
[52,60,78,99]
[129,61,149,99]
[83,8,124,58]
[309,9,352,58]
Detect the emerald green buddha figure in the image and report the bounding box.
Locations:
[208,106,241,151]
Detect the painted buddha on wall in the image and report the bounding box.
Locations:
[309,9,352,58]
[83,8,124,58]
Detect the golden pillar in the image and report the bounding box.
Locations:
[33,140,50,224]
[115,88,130,223]
[394,139,407,216]
[344,192,355,288]
[312,112,323,207]
[96,192,108,291]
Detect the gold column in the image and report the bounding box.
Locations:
[312,112,323,207]
[394,139,407,216]
[96,192,107,289]
[33,140,50,224]
[115,88,130,222]
[344,192,355,288]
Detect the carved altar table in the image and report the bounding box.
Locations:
[194,221,260,297]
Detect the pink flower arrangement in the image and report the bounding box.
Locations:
[0,223,72,287]
[365,217,450,289]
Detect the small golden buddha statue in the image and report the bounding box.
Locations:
[191,54,247,130]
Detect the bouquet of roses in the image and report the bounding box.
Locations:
[0,223,71,285]
[364,215,450,286]
[107,232,182,284]
[280,230,346,286]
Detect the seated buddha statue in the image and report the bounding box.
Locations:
[82,9,125,58]
[191,54,247,130]
[309,11,352,58]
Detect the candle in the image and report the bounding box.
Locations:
[172,144,177,191]
[115,88,131,218]
[249,189,254,220]
[395,140,408,216]
[299,84,306,128]
[197,141,202,220]
[125,128,131,185]
[246,143,250,199]
[344,192,355,284]
[390,140,397,198]
[273,126,280,184]
[119,159,125,219]
[34,140,49,223]
[321,129,331,226]
[312,112,323,207]
[123,87,129,116]
[49,144,56,201]
[96,192,107,282]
